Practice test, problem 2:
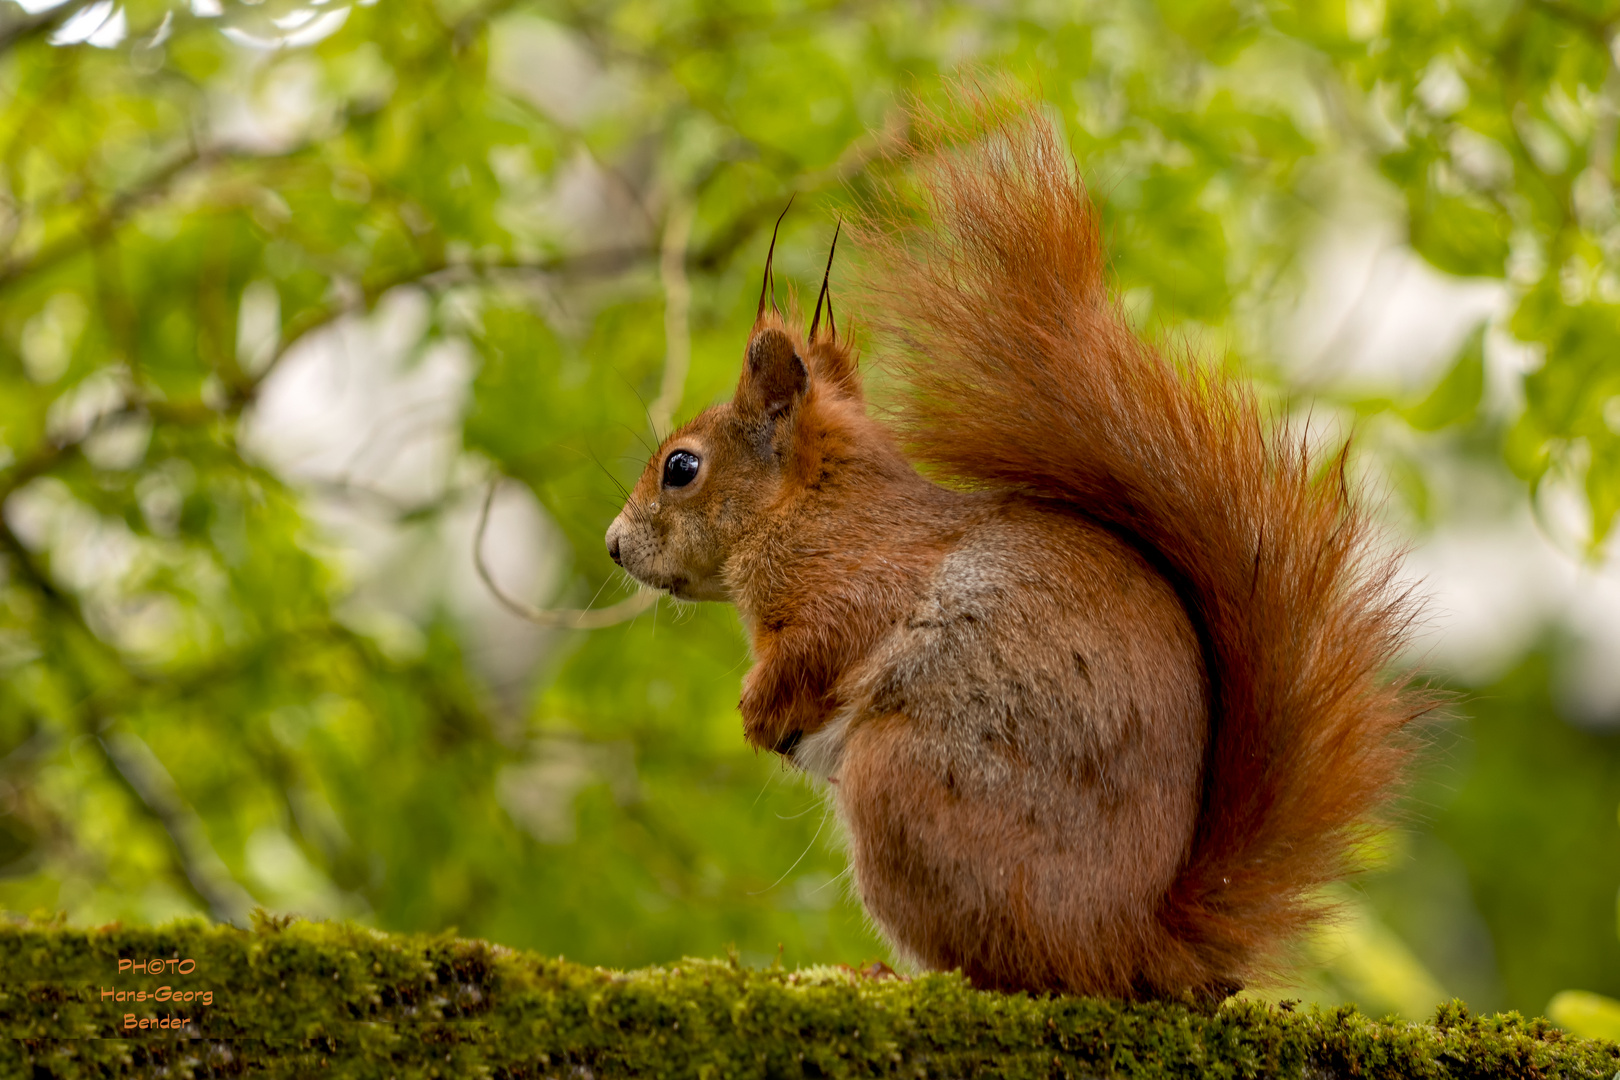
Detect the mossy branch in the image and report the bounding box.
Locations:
[3,917,1614,1079]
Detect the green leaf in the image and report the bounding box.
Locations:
[1586,433,1620,548]
[1403,323,1484,431]
[1407,191,1510,279]
[1547,990,1620,1042]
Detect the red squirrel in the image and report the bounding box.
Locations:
[604,103,1426,1001]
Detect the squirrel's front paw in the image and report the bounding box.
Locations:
[739,670,803,754]
[738,689,786,753]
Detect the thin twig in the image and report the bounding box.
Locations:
[472,479,657,629]
[467,196,701,629]
[1588,33,1620,186]
[651,197,695,437]
[689,113,906,274]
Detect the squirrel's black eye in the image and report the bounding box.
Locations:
[662,449,701,488]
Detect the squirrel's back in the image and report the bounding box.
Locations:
[816,494,1210,994]
[852,101,1428,996]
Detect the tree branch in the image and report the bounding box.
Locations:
[0,506,258,923]
[1529,0,1618,43]
[0,491,103,645]
[241,244,657,401]
[97,729,257,926]
[0,146,206,293]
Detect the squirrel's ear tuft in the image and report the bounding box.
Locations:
[809,343,861,400]
[738,327,809,420]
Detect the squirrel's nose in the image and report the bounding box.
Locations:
[606,527,623,566]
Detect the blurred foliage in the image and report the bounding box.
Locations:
[1337,0,1620,545]
[1362,651,1620,1013]
[1,0,1618,1025]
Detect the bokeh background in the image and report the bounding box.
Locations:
[3,0,1620,1031]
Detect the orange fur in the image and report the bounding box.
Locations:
[605,101,1428,1000]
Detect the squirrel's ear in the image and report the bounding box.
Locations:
[737,327,809,422]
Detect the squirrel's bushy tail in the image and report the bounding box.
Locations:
[861,102,1429,994]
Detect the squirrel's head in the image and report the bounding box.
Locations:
[605,219,860,602]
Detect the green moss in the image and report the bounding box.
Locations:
[3,915,1613,1079]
